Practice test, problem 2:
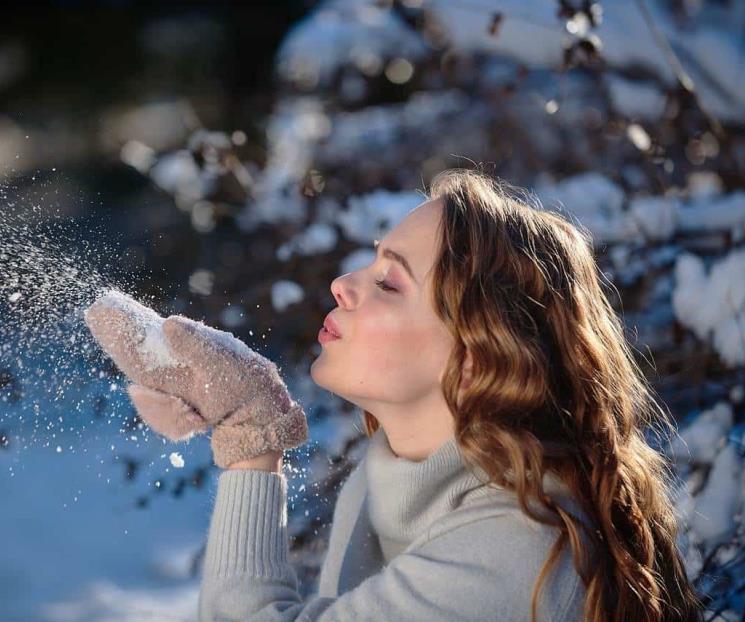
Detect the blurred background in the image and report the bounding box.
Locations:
[1,0,744,620]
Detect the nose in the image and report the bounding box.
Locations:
[331,274,354,309]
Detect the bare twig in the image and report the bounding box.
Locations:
[633,0,726,140]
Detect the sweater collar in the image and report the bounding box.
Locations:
[363,426,593,557]
[364,427,491,551]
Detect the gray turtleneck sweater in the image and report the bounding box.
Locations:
[198,427,591,621]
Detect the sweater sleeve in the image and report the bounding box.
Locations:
[198,469,584,622]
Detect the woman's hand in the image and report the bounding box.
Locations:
[84,291,308,468]
[227,450,283,473]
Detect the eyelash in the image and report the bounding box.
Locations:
[374,278,397,293]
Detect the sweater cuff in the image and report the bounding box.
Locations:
[203,468,290,579]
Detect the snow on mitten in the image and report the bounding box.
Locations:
[84,289,308,467]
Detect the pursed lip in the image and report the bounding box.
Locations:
[323,313,342,338]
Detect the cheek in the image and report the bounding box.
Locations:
[353,305,446,373]
[311,300,454,401]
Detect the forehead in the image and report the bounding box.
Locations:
[398,198,443,232]
[384,198,443,282]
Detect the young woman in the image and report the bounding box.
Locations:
[85,168,704,621]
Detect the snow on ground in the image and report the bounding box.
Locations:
[0,317,360,621]
[40,580,200,622]
[0,406,211,622]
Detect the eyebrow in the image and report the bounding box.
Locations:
[373,239,418,284]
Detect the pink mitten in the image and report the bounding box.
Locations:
[83,289,308,467]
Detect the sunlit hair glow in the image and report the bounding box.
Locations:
[360,168,704,621]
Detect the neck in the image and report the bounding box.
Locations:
[366,393,456,462]
[354,387,455,462]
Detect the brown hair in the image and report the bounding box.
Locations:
[360,168,704,621]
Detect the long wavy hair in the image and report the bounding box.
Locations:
[359,168,704,621]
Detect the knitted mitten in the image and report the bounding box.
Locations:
[83,290,308,467]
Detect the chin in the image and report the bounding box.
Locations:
[309,358,329,387]
[309,364,351,403]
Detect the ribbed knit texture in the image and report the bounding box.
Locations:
[203,469,291,579]
[365,429,495,561]
[198,427,591,621]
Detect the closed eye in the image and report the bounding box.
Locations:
[374,278,397,293]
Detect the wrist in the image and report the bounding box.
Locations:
[227,450,283,473]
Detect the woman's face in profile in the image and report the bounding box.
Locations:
[310,198,456,414]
